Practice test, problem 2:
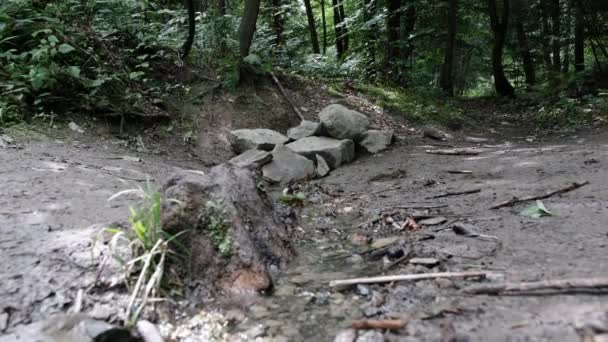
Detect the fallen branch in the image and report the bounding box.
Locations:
[351,318,408,330]
[462,277,608,295]
[426,148,481,156]
[270,72,304,122]
[381,204,449,211]
[329,271,490,287]
[445,170,473,174]
[490,181,589,209]
[428,188,481,199]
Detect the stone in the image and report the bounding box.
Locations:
[228,129,289,154]
[409,258,440,268]
[161,165,295,294]
[318,104,370,140]
[315,154,331,178]
[356,330,385,342]
[423,126,451,141]
[334,329,357,342]
[229,149,272,168]
[465,136,489,143]
[358,130,393,154]
[286,136,355,169]
[287,120,322,140]
[262,145,315,184]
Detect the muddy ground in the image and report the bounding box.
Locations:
[1,98,608,341]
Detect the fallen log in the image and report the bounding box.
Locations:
[329,271,490,287]
[490,181,589,209]
[351,318,408,330]
[462,277,608,295]
[426,149,481,156]
[428,188,481,199]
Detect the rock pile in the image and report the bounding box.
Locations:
[228,104,394,184]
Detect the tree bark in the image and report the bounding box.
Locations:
[239,0,262,57]
[218,0,226,15]
[540,1,553,70]
[551,0,561,71]
[574,0,585,71]
[488,0,515,97]
[516,22,536,85]
[303,0,321,53]
[385,0,401,81]
[181,0,196,60]
[363,0,378,78]
[321,0,328,54]
[332,0,345,58]
[338,0,349,52]
[271,0,285,47]
[440,0,459,95]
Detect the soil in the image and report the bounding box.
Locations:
[1,82,608,341]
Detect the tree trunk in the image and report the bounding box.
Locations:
[398,6,416,84]
[321,0,328,54]
[338,0,349,52]
[562,1,572,73]
[239,0,262,57]
[488,0,515,97]
[551,0,561,71]
[271,0,285,47]
[218,0,226,15]
[363,0,378,78]
[574,0,585,71]
[385,0,401,81]
[303,0,321,53]
[181,0,196,60]
[516,22,536,85]
[332,0,345,58]
[440,0,459,95]
[540,0,553,70]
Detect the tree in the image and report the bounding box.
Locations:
[181,0,196,60]
[513,0,536,86]
[574,0,585,71]
[551,0,561,71]
[384,0,401,81]
[303,0,320,53]
[320,0,328,54]
[269,0,286,47]
[487,0,515,96]
[440,0,459,95]
[239,0,262,57]
[332,0,346,58]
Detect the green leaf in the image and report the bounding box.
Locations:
[129,71,145,80]
[57,43,75,54]
[67,66,81,78]
[521,200,554,218]
[47,35,59,45]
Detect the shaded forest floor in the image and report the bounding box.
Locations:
[1,81,608,341]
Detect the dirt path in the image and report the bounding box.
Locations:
[1,124,608,341]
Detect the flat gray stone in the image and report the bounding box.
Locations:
[315,154,331,178]
[318,104,369,140]
[358,130,393,153]
[287,120,322,140]
[229,149,272,168]
[262,145,315,184]
[334,328,357,342]
[356,330,385,342]
[286,136,355,169]
[228,129,289,154]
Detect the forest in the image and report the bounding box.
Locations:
[1,0,608,341]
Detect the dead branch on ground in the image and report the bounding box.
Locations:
[490,181,589,209]
[462,277,608,295]
[351,318,408,330]
[428,188,481,199]
[426,149,481,156]
[270,72,304,122]
[329,271,491,287]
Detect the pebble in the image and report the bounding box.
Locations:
[244,324,267,338]
[370,291,385,307]
[435,278,455,289]
[0,313,8,332]
[356,330,385,342]
[355,285,371,296]
[334,328,358,342]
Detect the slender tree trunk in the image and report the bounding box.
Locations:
[385,0,401,81]
[303,0,321,53]
[562,1,572,73]
[332,0,344,58]
[440,0,459,95]
[239,0,262,57]
[574,0,585,71]
[271,0,285,47]
[488,0,515,97]
[338,0,349,52]
[181,0,196,60]
[321,0,327,54]
[540,0,553,70]
[551,0,561,71]
[398,6,416,84]
[516,22,536,85]
[218,0,226,15]
[363,0,377,77]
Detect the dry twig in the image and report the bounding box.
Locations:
[270,72,304,122]
[329,271,490,287]
[351,318,408,330]
[426,149,481,156]
[428,188,481,199]
[490,181,589,209]
[462,277,608,295]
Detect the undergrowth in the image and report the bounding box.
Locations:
[0,0,185,126]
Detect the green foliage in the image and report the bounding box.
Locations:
[521,200,554,218]
[355,84,463,126]
[201,200,232,257]
[279,191,306,206]
[0,0,184,126]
